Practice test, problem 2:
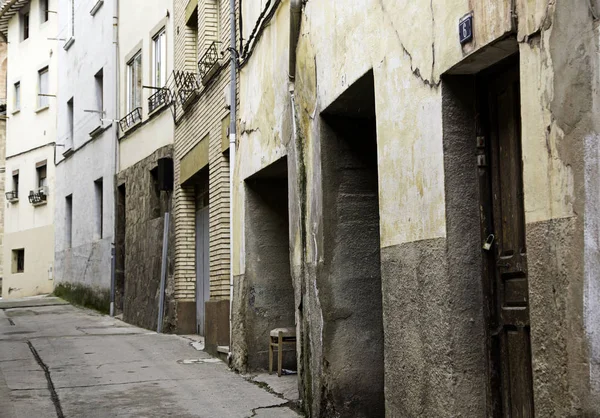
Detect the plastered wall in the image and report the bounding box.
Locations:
[234,0,600,416]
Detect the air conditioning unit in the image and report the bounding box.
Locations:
[38,186,49,196]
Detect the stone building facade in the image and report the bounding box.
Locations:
[0,0,57,299]
[170,0,237,350]
[232,0,600,417]
[114,0,176,330]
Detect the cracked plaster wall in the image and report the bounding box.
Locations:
[234,0,600,416]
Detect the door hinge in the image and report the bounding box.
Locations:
[477,154,487,167]
[476,136,486,148]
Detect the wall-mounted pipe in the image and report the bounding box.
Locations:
[110,0,120,317]
[228,0,237,360]
[289,0,302,80]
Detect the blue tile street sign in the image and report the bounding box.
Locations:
[459,14,473,45]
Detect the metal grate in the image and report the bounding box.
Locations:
[119,107,142,132]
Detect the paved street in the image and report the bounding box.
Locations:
[0,298,301,418]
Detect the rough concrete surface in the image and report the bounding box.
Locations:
[0,301,301,417]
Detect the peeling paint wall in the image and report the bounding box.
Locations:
[234,0,600,416]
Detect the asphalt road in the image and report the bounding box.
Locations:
[0,298,300,418]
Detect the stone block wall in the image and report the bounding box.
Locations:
[116,145,176,332]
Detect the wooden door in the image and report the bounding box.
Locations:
[478,58,534,417]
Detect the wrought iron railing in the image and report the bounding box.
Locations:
[148,88,171,114]
[173,71,200,107]
[28,188,48,205]
[119,107,142,132]
[198,41,220,82]
[5,190,18,201]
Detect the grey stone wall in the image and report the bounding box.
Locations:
[116,145,175,332]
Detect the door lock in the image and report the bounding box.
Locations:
[483,234,495,251]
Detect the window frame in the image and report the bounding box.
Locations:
[13,249,25,274]
[36,163,47,189]
[40,0,49,23]
[126,51,142,113]
[65,195,73,248]
[38,67,49,109]
[94,178,104,239]
[94,68,104,113]
[152,28,167,88]
[21,11,30,41]
[66,97,74,149]
[14,82,21,111]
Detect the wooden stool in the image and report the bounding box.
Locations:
[269,327,296,377]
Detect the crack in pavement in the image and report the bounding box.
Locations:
[27,340,64,418]
[248,401,296,417]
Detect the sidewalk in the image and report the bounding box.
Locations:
[0,298,302,417]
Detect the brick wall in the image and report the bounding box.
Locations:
[173,0,239,303]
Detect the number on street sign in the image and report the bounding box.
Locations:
[459,14,473,45]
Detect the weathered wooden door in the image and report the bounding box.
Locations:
[478,58,534,417]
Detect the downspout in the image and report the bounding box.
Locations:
[289,0,302,82]
[110,0,119,317]
[228,0,237,358]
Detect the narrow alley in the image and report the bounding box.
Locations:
[0,297,300,418]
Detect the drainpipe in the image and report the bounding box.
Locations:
[228,0,237,358]
[289,0,302,82]
[110,0,119,317]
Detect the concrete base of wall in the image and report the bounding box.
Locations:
[53,282,110,314]
[204,299,230,357]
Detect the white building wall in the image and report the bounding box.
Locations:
[118,0,174,171]
[2,0,57,298]
[54,0,116,292]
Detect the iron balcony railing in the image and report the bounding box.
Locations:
[148,88,171,114]
[173,71,200,107]
[119,107,142,132]
[198,41,220,82]
[5,190,18,201]
[28,187,48,205]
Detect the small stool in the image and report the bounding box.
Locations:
[269,327,296,377]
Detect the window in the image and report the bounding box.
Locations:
[22,12,29,41]
[94,178,103,239]
[65,195,73,248]
[67,98,74,146]
[41,0,49,22]
[127,52,142,112]
[12,249,25,274]
[95,69,104,113]
[36,162,47,188]
[12,171,19,193]
[38,67,49,108]
[67,0,74,37]
[153,28,167,88]
[14,82,20,111]
[185,7,198,72]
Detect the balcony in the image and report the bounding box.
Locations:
[198,41,221,86]
[119,107,142,132]
[29,187,48,206]
[173,71,200,109]
[148,88,171,115]
[5,190,18,203]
